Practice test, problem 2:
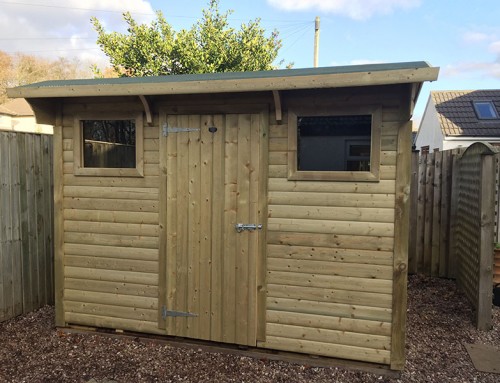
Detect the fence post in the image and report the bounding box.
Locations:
[477,153,494,330]
[408,150,419,274]
[448,149,461,279]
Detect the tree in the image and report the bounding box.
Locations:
[0,52,91,104]
[91,0,283,77]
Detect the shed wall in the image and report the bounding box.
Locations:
[57,85,410,367]
[259,88,405,365]
[59,98,161,334]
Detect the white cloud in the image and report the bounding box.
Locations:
[0,0,155,68]
[462,31,492,44]
[489,41,500,55]
[443,62,500,80]
[267,0,421,20]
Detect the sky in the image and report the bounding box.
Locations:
[1,0,500,120]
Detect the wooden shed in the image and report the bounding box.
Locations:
[8,62,439,370]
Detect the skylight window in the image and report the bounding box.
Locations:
[473,101,499,119]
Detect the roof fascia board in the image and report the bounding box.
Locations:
[7,67,439,99]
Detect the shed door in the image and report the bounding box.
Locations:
[160,113,263,346]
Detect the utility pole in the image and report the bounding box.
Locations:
[314,16,320,67]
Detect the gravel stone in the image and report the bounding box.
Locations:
[0,274,498,382]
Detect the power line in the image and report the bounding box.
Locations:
[0,1,309,23]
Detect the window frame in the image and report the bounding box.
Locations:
[73,112,144,177]
[287,106,382,182]
[472,101,499,120]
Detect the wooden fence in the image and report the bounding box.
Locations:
[0,131,54,322]
[408,148,463,278]
[409,144,496,330]
[453,143,495,330]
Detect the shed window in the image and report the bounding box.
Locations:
[473,101,498,119]
[73,113,144,177]
[82,120,136,168]
[288,106,381,182]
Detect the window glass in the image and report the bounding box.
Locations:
[82,120,136,168]
[297,115,371,172]
[473,101,498,119]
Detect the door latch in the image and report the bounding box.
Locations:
[235,223,263,233]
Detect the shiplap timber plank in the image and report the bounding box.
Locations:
[65,266,158,286]
[64,289,157,310]
[267,297,392,323]
[267,258,393,279]
[63,186,159,200]
[63,209,158,225]
[267,218,394,237]
[267,270,392,294]
[268,205,394,223]
[64,232,158,249]
[269,321,390,352]
[65,301,157,322]
[64,220,159,237]
[263,336,390,365]
[268,178,396,194]
[63,174,160,188]
[266,323,390,350]
[267,244,393,265]
[267,284,392,308]
[64,278,158,298]
[267,231,394,252]
[268,192,395,208]
[65,255,158,274]
[63,197,158,212]
[64,243,157,261]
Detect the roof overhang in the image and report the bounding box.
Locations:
[7,61,439,99]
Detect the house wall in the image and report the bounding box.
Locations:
[415,96,444,151]
[55,84,411,367]
[0,114,53,134]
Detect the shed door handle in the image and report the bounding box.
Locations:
[235,223,263,233]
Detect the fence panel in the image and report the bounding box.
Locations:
[0,131,53,322]
[452,143,494,330]
[409,148,462,278]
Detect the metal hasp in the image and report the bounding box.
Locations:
[161,306,198,319]
[162,123,200,137]
[235,223,263,233]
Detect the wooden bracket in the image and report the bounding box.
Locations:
[139,95,153,125]
[272,90,282,123]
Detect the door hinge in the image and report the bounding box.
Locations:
[161,305,198,319]
[162,124,200,137]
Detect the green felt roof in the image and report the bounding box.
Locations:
[16,61,432,89]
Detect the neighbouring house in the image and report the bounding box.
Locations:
[415,90,500,153]
[0,98,53,134]
[7,61,438,371]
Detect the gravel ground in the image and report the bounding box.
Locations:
[0,275,499,383]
